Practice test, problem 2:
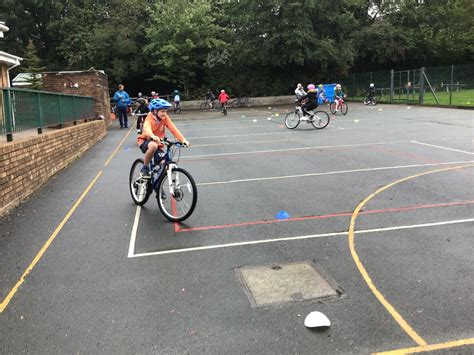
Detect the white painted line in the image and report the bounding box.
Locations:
[188,131,288,139]
[192,139,295,148]
[184,140,407,159]
[179,124,267,133]
[128,206,141,257]
[411,141,474,155]
[197,160,474,186]
[182,137,473,159]
[176,119,252,127]
[129,218,474,258]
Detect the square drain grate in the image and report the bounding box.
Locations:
[236,261,342,308]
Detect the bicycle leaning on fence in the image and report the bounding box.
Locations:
[231,97,253,108]
[129,138,198,222]
[284,100,330,129]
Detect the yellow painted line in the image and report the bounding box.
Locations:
[373,337,474,354]
[348,164,474,346]
[0,171,103,313]
[104,125,134,167]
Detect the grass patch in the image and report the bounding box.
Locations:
[348,89,474,107]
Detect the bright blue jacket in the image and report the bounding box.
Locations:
[114,90,131,107]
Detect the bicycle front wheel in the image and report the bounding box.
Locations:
[311,111,330,129]
[157,167,197,222]
[200,102,208,111]
[285,111,300,129]
[130,159,152,206]
[329,102,337,114]
[372,97,377,106]
[341,102,348,115]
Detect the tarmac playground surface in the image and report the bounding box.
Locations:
[0,103,473,354]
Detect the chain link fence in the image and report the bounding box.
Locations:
[338,63,474,107]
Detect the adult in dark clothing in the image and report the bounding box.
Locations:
[113,84,131,128]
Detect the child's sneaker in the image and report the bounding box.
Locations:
[140,165,151,179]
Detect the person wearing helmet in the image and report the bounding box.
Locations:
[173,90,181,113]
[334,84,346,112]
[205,89,216,108]
[137,98,189,178]
[151,91,159,99]
[294,83,306,99]
[298,84,318,116]
[135,92,149,134]
[318,84,328,103]
[366,83,376,103]
[218,89,230,112]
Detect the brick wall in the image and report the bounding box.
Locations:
[0,120,107,216]
[42,71,111,123]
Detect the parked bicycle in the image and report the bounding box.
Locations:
[231,97,253,108]
[330,99,348,115]
[284,100,330,129]
[200,100,217,111]
[129,138,197,222]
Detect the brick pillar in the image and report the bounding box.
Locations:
[42,70,111,123]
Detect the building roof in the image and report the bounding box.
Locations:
[0,51,22,66]
[12,73,41,86]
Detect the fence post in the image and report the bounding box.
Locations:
[57,94,65,126]
[4,89,14,142]
[419,67,425,104]
[73,95,77,124]
[449,64,454,106]
[390,69,394,103]
[406,70,410,104]
[36,92,43,134]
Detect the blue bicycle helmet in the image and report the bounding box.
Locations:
[148,98,172,111]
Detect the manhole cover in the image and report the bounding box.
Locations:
[236,261,342,308]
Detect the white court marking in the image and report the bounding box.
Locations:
[192,139,295,148]
[128,218,474,258]
[411,141,474,155]
[128,206,141,257]
[178,124,268,133]
[197,160,474,186]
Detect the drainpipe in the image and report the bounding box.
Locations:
[7,60,21,87]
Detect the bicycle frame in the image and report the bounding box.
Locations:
[149,142,181,193]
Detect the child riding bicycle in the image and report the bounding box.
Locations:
[297,84,318,116]
[137,98,189,178]
[334,84,346,112]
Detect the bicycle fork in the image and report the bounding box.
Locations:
[166,163,178,195]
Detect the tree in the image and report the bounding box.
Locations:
[23,40,46,89]
[145,0,229,96]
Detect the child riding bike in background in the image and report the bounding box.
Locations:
[218,89,230,113]
[333,84,346,112]
[137,99,189,178]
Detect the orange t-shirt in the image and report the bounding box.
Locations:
[137,112,185,146]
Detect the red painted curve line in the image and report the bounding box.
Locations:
[177,200,474,233]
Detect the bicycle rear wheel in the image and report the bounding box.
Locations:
[157,167,197,222]
[285,111,300,129]
[341,102,348,115]
[130,159,152,205]
[311,111,330,129]
[200,102,208,111]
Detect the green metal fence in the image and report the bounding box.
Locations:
[338,63,474,107]
[1,87,95,142]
